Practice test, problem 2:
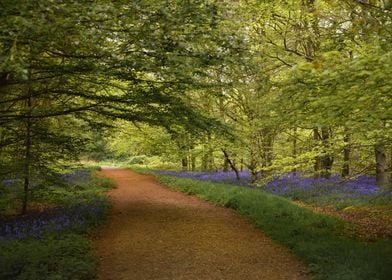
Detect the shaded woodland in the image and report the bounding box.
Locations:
[1,0,391,211]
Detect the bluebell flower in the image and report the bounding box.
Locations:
[0,199,107,240]
[154,170,390,202]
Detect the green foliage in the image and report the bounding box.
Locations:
[31,175,114,206]
[0,167,114,215]
[2,0,390,188]
[0,169,113,280]
[157,175,392,280]
[1,1,392,276]
[113,0,392,186]
[0,234,95,280]
[0,0,232,212]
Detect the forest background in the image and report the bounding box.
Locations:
[1,0,392,214]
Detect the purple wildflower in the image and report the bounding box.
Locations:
[0,198,107,241]
[155,170,389,201]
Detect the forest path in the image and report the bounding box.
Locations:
[94,168,309,280]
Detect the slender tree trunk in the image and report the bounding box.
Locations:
[341,129,350,177]
[201,133,214,171]
[201,150,208,171]
[22,90,32,214]
[301,0,319,61]
[313,128,322,177]
[249,151,258,184]
[390,147,392,178]
[223,157,229,172]
[250,169,257,184]
[207,133,214,170]
[375,143,389,188]
[341,53,354,177]
[208,150,214,170]
[292,127,297,174]
[261,132,274,176]
[181,157,188,171]
[321,127,334,178]
[301,0,334,179]
[0,129,5,158]
[221,149,240,180]
[191,154,196,171]
[313,128,334,178]
[248,130,259,183]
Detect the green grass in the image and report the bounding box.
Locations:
[0,168,114,280]
[31,175,115,207]
[0,234,95,280]
[156,174,392,280]
[277,187,392,209]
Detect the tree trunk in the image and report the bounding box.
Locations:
[191,154,196,171]
[341,130,350,177]
[0,129,5,158]
[223,157,229,172]
[261,132,274,176]
[302,0,331,178]
[250,169,258,184]
[301,0,319,61]
[292,127,297,174]
[249,152,258,184]
[375,143,389,188]
[207,133,214,170]
[22,90,33,214]
[313,128,334,178]
[390,146,392,178]
[221,149,240,180]
[201,152,208,171]
[313,128,323,177]
[201,133,214,171]
[181,157,188,171]
[320,127,333,178]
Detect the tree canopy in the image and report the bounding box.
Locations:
[1,0,392,213]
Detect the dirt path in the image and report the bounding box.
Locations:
[94,168,309,280]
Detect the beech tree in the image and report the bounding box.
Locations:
[111,0,391,189]
[1,0,391,214]
[0,0,230,212]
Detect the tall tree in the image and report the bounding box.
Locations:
[0,0,233,212]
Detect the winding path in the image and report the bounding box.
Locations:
[94,168,309,280]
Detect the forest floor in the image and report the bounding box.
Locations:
[93,168,309,280]
[295,202,392,241]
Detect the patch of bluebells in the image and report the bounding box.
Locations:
[0,197,107,241]
[1,179,21,187]
[154,170,391,201]
[60,169,91,185]
[263,173,381,199]
[154,170,252,186]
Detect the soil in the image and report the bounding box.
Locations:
[94,168,309,280]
